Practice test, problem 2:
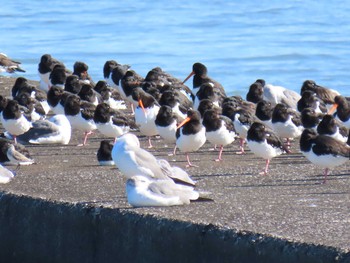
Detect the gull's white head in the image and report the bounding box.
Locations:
[117,133,140,148]
[126,175,151,189]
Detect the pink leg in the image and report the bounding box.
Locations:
[13,136,17,145]
[172,145,177,155]
[322,168,329,184]
[186,153,198,168]
[78,131,93,146]
[259,159,270,175]
[236,138,245,155]
[147,137,153,148]
[167,145,177,156]
[215,145,224,162]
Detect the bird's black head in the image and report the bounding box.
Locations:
[247,122,266,142]
[192,62,207,76]
[300,80,317,95]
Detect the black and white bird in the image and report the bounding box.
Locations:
[120,69,144,111]
[300,128,350,184]
[38,54,68,91]
[78,83,102,106]
[197,99,221,119]
[94,80,126,110]
[300,107,323,131]
[202,109,236,161]
[49,64,68,89]
[104,60,130,89]
[158,89,190,121]
[155,105,179,155]
[271,103,304,147]
[11,77,50,115]
[255,100,274,129]
[47,86,74,115]
[193,83,223,110]
[144,66,192,96]
[132,88,160,148]
[316,114,348,143]
[176,109,206,167]
[96,140,115,166]
[64,75,82,94]
[297,90,327,114]
[246,82,264,104]
[247,122,289,175]
[328,95,350,129]
[183,62,226,101]
[0,53,25,73]
[300,80,340,107]
[222,103,258,154]
[73,61,94,85]
[103,60,118,85]
[14,92,46,121]
[0,100,32,144]
[93,102,137,142]
[64,94,97,146]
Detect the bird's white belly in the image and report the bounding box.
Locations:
[97,122,129,138]
[302,150,348,168]
[126,186,181,207]
[272,118,303,138]
[67,114,96,132]
[135,107,159,136]
[176,127,206,152]
[1,116,31,136]
[206,125,235,146]
[156,123,177,143]
[247,140,283,160]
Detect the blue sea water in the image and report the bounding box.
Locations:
[1,0,350,97]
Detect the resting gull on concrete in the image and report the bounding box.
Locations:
[126,175,200,207]
[0,164,16,184]
[15,114,71,145]
[112,133,195,185]
[6,144,35,166]
[255,79,301,110]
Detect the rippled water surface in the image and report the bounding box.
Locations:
[1,1,350,96]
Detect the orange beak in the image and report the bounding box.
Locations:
[138,99,146,115]
[177,117,191,129]
[328,103,338,115]
[182,71,195,84]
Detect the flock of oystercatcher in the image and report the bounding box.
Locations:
[0,53,349,207]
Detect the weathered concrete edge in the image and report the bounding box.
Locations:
[0,191,348,263]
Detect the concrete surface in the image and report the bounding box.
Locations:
[0,76,349,262]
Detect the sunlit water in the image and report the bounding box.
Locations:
[1,0,350,97]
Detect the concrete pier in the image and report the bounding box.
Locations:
[0,76,349,262]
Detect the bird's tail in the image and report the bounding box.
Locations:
[157,159,196,186]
